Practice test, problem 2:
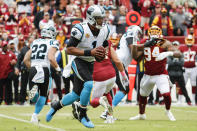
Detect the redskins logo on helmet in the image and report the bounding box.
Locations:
[148,26,162,39]
[185,35,195,46]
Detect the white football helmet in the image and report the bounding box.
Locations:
[127,25,143,41]
[41,26,57,39]
[86,5,105,29]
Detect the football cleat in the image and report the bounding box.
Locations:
[29,85,38,101]
[31,113,39,124]
[72,101,80,119]
[99,96,113,115]
[129,114,146,120]
[165,110,176,121]
[73,103,94,128]
[100,110,108,120]
[104,115,115,124]
[46,101,62,122]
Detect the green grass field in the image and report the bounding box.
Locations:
[0,105,196,131]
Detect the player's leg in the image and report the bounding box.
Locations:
[90,81,106,108]
[177,75,191,105]
[30,67,49,124]
[112,67,129,108]
[46,73,80,122]
[190,67,197,104]
[157,75,176,121]
[129,74,154,120]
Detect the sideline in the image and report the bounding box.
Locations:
[0,113,65,131]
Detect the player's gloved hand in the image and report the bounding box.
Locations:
[55,66,62,76]
[144,38,164,47]
[120,71,129,87]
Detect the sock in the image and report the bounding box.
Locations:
[163,92,171,110]
[35,96,46,114]
[80,81,93,106]
[139,95,147,114]
[104,93,112,106]
[112,91,125,107]
[61,91,79,106]
[90,97,100,108]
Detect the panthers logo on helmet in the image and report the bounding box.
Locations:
[148,26,162,39]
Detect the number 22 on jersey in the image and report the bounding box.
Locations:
[31,44,47,60]
[144,46,160,61]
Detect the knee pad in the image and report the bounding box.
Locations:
[84,81,93,91]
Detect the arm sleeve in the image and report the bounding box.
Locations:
[67,36,80,47]
[155,51,174,61]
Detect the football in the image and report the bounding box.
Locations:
[95,46,106,62]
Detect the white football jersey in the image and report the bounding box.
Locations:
[30,38,59,68]
[116,30,137,69]
[70,22,110,62]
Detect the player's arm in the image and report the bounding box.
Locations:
[48,47,59,68]
[110,46,128,84]
[23,49,32,68]
[125,36,143,61]
[156,40,182,61]
[110,47,124,72]
[48,40,61,72]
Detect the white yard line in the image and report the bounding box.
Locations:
[173,109,197,114]
[0,113,65,131]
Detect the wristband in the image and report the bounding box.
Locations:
[84,50,91,56]
[120,71,126,77]
[55,66,61,72]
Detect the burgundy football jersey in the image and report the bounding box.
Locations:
[179,44,197,68]
[144,45,168,75]
[93,41,116,81]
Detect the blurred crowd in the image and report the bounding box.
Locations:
[0,0,197,105]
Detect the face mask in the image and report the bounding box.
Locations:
[162,13,166,17]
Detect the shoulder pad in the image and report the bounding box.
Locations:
[71,24,84,41]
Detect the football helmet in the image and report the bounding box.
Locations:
[148,26,162,39]
[86,5,105,29]
[109,33,120,47]
[41,26,57,39]
[185,34,195,46]
[127,25,143,41]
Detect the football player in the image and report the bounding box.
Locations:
[179,35,197,105]
[46,5,110,128]
[130,26,181,121]
[110,25,158,114]
[23,26,60,124]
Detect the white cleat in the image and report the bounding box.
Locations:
[129,114,146,120]
[166,110,176,121]
[104,115,115,124]
[29,85,38,100]
[99,96,113,115]
[31,113,39,124]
